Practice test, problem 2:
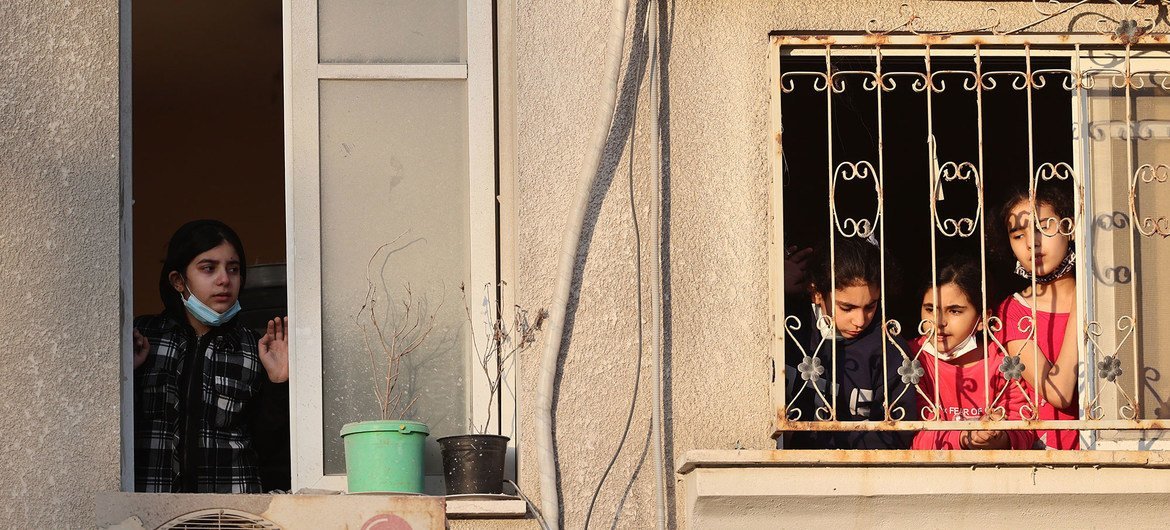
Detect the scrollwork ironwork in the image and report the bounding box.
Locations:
[1130,163,1170,237]
[830,161,882,239]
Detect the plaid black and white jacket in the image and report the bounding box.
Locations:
[134,313,264,493]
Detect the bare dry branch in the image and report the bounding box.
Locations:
[462,283,546,434]
[356,234,446,421]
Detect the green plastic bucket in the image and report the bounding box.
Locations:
[340,420,429,493]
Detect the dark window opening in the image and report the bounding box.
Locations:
[780,54,1074,328]
[131,0,289,492]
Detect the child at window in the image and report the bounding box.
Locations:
[783,236,918,449]
[995,186,1080,449]
[133,220,290,492]
[910,259,1037,450]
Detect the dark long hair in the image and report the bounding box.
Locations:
[992,183,1074,264]
[919,257,985,314]
[807,236,886,299]
[158,220,247,320]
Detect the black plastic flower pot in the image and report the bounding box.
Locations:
[437,434,509,495]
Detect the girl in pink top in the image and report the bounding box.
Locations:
[911,260,1037,450]
[994,186,1080,449]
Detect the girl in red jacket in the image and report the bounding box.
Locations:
[994,185,1080,449]
[911,259,1037,450]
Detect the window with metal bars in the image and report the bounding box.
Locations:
[768,36,1170,450]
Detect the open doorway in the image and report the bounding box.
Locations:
[130,0,289,491]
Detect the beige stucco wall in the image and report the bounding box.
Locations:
[0,0,122,528]
[5,0,1163,528]
[508,1,1124,528]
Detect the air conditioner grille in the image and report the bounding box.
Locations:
[158,509,281,530]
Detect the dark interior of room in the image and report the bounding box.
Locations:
[132,0,289,491]
[780,55,1075,332]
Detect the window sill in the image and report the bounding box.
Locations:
[678,448,1170,472]
[678,450,1170,528]
[445,496,528,519]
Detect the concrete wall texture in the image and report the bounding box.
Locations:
[0,0,122,528]
[1,0,1160,528]
[507,2,1109,528]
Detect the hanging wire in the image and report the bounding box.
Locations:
[506,479,551,530]
[584,7,652,527]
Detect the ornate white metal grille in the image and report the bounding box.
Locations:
[769,1,1170,445]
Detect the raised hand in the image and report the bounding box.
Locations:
[133,329,150,370]
[784,246,814,295]
[258,316,290,383]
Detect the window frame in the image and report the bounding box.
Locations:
[285,0,512,491]
[767,36,1170,451]
[118,0,136,492]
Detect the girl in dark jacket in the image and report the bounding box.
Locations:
[133,220,288,492]
[782,236,918,449]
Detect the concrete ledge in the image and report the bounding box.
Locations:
[96,492,530,527]
[678,449,1170,472]
[96,493,445,529]
[678,450,1170,528]
[445,497,528,518]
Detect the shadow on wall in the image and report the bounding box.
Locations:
[550,0,679,527]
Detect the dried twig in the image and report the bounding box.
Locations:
[357,234,443,421]
[462,282,546,434]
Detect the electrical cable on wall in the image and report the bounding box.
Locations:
[647,0,668,526]
[535,0,632,527]
[506,479,551,530]
[612,424,654,530]
[586,3,669,527]
[609,1,668,526]
[583,20,649,524]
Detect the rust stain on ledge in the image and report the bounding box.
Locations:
[676,449,1170,474]
[771,32,1170,48]
[773,409,1170,432]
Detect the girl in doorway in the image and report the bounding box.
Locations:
[994,186,1080,450]
[133,219,289,492]
[911,259,1037,450]
[783,236,918,449]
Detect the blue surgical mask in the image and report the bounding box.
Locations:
[183,287,241,327]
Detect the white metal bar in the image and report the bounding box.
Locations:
[825,44,839,421]
[680,449,1170,472]
[767,30,788,437]
[875,46,891,420]
[286,0,327,491]
[1071,45,1095,448]
[1024,44,1044,415]
[925,46,942,418]
[786,47,1085,59]
[975,45,991,414]
[317,63,468,80]
[1123,44,1143,418]
[467,0,501,438]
